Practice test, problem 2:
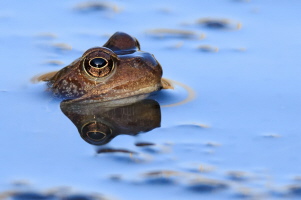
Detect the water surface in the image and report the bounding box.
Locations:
[1,0,301,199]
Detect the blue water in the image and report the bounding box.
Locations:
[1,0,301,199]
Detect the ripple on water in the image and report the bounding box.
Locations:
[233,187,257,199]
[132,170,231,193]
[95,147,152,163]
[35,42,74,56]
[51,43,73,51]
[142,170,180,185]
[179,163,216,174]
[135,142,155,147]
[188,178,229,193]
[63,194,101,200]
[143,177,177,185]
[44,60,64,66]
[152,78,195,108]
[196,18,242,30]
[134,142,161,154]
[2,190,107,200]
[226,170,251,182]
[35,32,58,39]
[74,1,120,13]
[10,192,55,200]
[96,148,137,154]
[287,184,301,196]
[146,29,204,40]
[197,45,219,53]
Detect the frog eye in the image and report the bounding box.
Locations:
[83,57,114,78]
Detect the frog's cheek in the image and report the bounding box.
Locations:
[48,77,88,99]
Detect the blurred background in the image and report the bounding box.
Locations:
[0,0,301,199]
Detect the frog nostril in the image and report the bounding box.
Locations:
[90,57,107,68]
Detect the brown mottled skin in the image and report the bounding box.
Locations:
[48,32,163,102]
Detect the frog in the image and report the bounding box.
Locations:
[45,32,172,102]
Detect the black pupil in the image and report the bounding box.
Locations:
[87,131,106,141]
[90,58,107,68]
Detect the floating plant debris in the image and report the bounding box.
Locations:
[135,142,155,147]
[234,187,256,198]
[226,170,250,181]
[233,47,247,52]
[262,133,281,138]
[74,1,120,13]
[97,148,137,154]
[11,179,31,186]
[143,170,179,177]
[36,32,58,39]
[146,28,204,39]
[169,41,184,49]
[142,170,180,184]
[204,141,221,147]
[197,18,242,30]
[52,43,73,51]
[197,45,219,52]
[188,178,229,192]
[157,7,172,14]
[287,184,301,196]
[1,190,107,200]
[10,192,54,200]
[198,164,216,173]
[44,60,64,66]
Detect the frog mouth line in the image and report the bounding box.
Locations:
[67,83,162,103]
[31,73,194,106]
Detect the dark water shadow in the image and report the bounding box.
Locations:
[5,190,105,200]
[60,98,161,146]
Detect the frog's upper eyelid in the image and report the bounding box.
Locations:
[82,47,117,58]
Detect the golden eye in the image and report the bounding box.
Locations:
[84,57,114,78]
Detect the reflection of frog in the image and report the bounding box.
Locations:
[46,32,172,102]
[60,98,161,145]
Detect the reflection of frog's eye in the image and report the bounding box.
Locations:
[81,121,112,144]
[86,131,106,141]
[84,57,114,78]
